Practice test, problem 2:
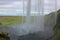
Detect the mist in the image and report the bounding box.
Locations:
[0,12,57,40]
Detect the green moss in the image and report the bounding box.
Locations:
[0,32,10,40]
[51,28,60,40]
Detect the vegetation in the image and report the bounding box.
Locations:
[0,16,36,27]
[50,9,60,40]
[0,16,36,40]
[0,9,60,40]
[50,24,60,40]
[0,32,10,40]
[0,16,26,27]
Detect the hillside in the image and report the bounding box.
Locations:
[48,9,60,40]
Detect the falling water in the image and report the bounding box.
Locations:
[0,0,58,40]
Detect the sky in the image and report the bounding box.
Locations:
[0,0,60,16]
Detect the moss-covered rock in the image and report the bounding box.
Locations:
[0,32,10,40]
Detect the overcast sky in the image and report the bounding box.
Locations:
[0,0,59,16]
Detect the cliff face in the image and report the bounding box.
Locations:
[44,12,56,27]
[44,9,60,40]
[57,9,60,24]
[44,9,60,29]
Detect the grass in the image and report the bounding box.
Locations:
[0,16,36,27]
[0,16,26,27]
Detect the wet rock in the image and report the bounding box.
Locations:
[18,32,45,40]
